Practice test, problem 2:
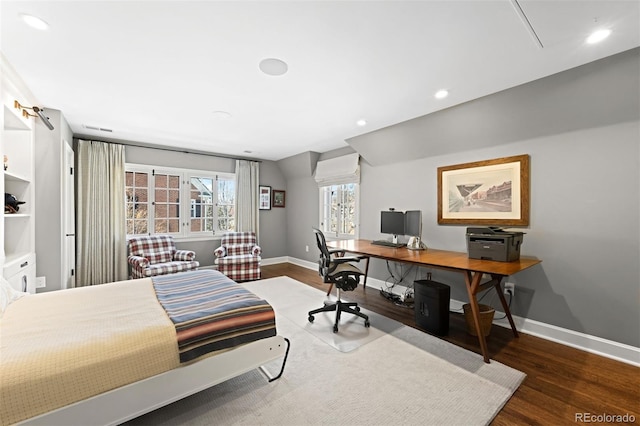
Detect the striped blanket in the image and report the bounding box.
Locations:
[152,270,277,363]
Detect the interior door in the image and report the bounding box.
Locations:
[62,142,75,289]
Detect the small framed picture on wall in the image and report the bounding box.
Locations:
[272,190,286,208]
[259,185,271,210]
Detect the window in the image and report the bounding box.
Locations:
[125,164,235,238]
[319,183,359,239]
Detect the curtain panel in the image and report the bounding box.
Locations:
[76,140,127,286]
[234,160,259,235]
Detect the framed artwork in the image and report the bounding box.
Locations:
[259,185,271,210]
[437,154,530,226]
[272,190,286,208]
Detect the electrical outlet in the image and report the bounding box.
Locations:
[36,276,46,288]
[305,245,309,252]
[504,282,515,297]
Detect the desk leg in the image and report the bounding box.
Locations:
[464,271,491,363]
[492,275,519,338]
[362,257,370,290]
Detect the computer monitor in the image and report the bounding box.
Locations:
[404,210,422,237]
[380,210,405,243]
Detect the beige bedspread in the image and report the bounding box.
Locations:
[0,278,179,425]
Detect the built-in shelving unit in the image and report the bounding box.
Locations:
[2,58,37,293]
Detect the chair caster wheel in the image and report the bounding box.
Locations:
[308,315,315,323]
[333,325,339,333]
[364,320,370,328]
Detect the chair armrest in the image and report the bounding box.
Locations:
[214,247,226,258]
[174,250,196,261]
[128,255,149,268]
[331,256,363,264]
[252,245,262,257]
[328,249,346,257]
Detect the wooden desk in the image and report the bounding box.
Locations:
[327,239,541,363]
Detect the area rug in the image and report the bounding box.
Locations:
[245,276,402,353]
[126,276,525,426]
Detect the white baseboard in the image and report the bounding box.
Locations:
[273,257,640,367]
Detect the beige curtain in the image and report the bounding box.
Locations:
[234,160,259,234]
[76,140,127,285]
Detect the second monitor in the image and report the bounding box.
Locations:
[377,209,424,248]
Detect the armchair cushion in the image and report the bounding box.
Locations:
[147,250,175,265]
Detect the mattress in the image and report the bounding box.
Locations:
[0,278,179,426]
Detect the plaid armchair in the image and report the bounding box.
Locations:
[214,232,261,282]
[127,235,199,279]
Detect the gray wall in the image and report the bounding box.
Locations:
[283,48,640,347]
[123,145,288,267]
[34,109,73,292]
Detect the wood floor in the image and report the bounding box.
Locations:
[261,263,640,426]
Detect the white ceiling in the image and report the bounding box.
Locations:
[2,1,638,161]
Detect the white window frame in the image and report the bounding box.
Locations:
[125,163,235,241]
[318,183,360,240]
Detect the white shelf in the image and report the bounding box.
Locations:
[4,213,30,219]
[4,170,30,183]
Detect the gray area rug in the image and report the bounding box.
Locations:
[127,276,525,425]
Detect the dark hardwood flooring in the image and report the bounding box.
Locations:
[261,263,640,426]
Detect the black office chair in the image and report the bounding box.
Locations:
[308,228,370,333]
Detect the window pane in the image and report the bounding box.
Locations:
[125,171,150,235]
[155,174,167,188]
[155,204,167,218]
[133,220,148,234]
[153,173,181,235]
[190,176,215,233]
[217,178,235,232]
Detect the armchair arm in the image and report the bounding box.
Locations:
[174,250,196,261]
[214,246,226,258]
[128,255,149,269]
[252,245,262,257]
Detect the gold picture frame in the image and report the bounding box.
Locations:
[437,154,530,226]
[272,190,286,208]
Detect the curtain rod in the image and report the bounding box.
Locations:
[74,135,263,163]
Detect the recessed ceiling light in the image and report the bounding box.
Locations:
[356,119,367,127]
[586,29,611,44]
[19,13,49,30]
[435,89,449,99]
[259,58,288,76]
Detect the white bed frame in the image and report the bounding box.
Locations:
[19,335,290,425]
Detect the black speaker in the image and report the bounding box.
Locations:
[414,279,450,336]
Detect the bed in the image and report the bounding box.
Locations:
[0,269,289,426]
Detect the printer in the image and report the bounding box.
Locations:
[466,227,524,262]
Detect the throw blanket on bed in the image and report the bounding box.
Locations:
[152,270,277,363]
